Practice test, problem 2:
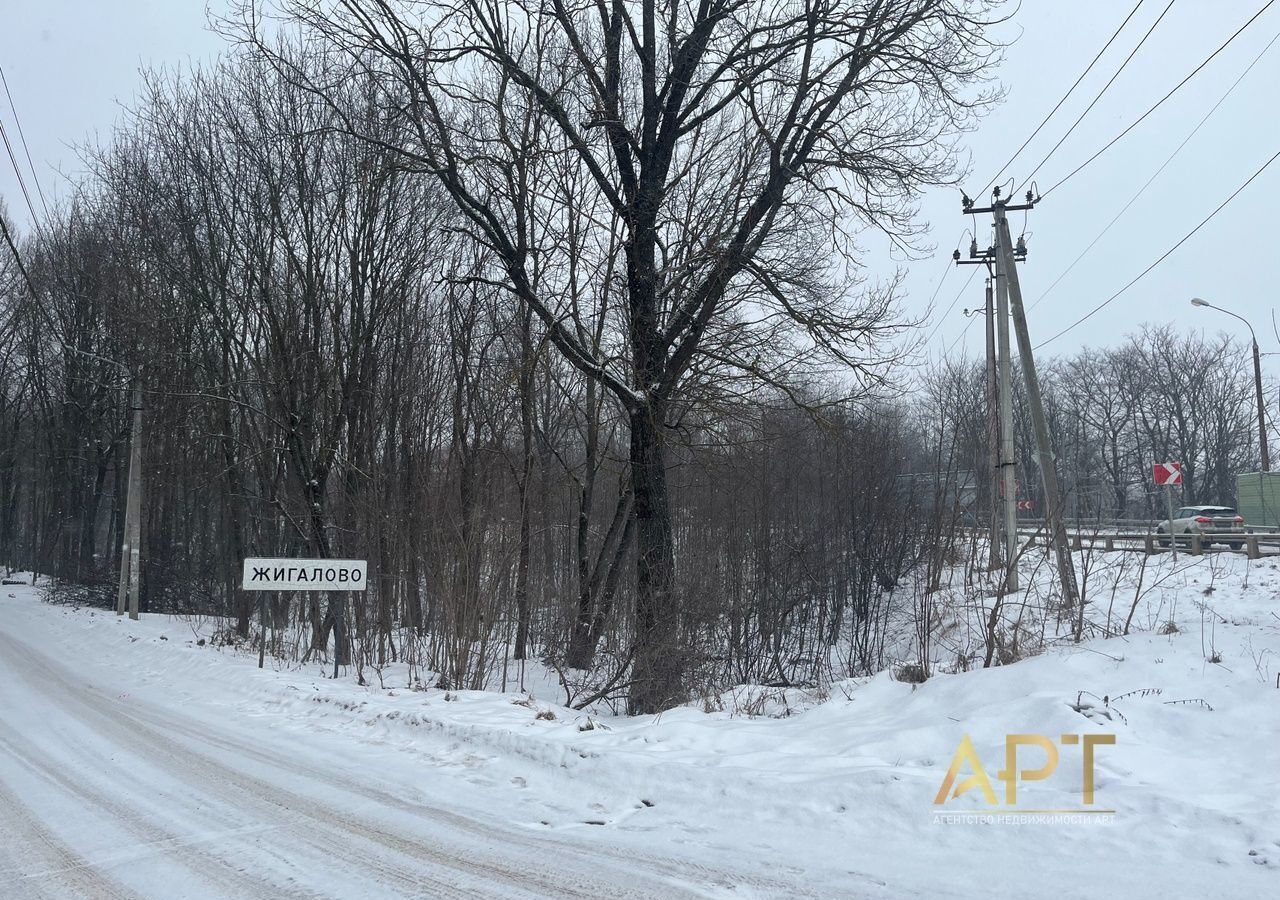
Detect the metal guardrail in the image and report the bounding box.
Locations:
[1016,529,1280,558]
[1017,518,1166,533]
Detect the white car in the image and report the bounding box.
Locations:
[1156,505,1245,549]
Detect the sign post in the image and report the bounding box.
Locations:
[258,593,267,670]
[1153,463,1183,559]
[242,558,367,673]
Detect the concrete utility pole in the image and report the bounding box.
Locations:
[957,243,1018,591]
[0,220,147,613]
[1190,297,1269,471]
[992,241,1021,593]
[959,187,1078,605]
[983,278,1002,572]
[115,378,144,620]
[991,199,1079,609]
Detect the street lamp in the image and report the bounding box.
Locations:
[1191,297,1269,471]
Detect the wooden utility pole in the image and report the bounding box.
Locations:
[116,378,144,620]
[990,197,1079,609]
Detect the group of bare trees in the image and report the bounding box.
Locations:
[1,1,1007,713]
[6,2,1262,712]
[251,0,1002,710]
[927,324,1268,521]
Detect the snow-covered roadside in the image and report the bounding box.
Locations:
[4,552,1278,899]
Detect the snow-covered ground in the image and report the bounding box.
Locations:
[1,550,1277,899]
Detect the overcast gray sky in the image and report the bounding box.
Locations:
[2,1,1278,368]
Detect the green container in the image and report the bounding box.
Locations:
[1235,471,1280,529]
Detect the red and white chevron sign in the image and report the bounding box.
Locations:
[1153,462,1182,486]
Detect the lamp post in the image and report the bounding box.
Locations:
[1191,297,1269,471]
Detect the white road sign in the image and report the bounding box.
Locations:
[241,558,368,591]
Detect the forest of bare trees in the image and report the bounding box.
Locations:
[0,2,1269,713]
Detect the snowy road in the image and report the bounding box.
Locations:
[0,614,799,900]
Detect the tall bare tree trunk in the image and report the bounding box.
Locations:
[628,400,680,714]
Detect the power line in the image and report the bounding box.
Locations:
[924,234,962,307]
[1041,0,1277,198]
[944,311,977,357]
[1035,145,1280,350]
[0,66,49,221]
[921,267,962,347]
[1018,0,1178,193]
[1,206,135,387]
[932,265,979,355]
[0,202,64,346]
[0,116,40,227]
[0,205,40,301]
[919,232,966,346]
[1029,27,1280,313]
[977,0,1149,198]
